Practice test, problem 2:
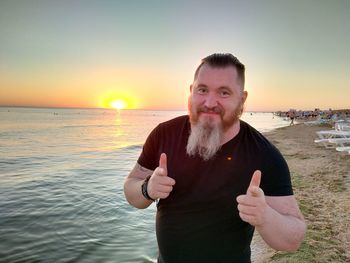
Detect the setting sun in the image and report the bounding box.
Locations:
[111,99,127,110]
[98,91,138,110]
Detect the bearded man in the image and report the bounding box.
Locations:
[124,53,306,263]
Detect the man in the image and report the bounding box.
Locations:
[124,53,306,262]
[288,110,295,125]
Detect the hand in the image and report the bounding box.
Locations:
[147,153,176,200]
[236,170,267,226]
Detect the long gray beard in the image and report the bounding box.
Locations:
[186,121,223,161]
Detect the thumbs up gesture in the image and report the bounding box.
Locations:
[147,153,176,200]
[236,170,267,227]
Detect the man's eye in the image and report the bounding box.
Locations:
[220,91,230,97]
[197,88,207,94]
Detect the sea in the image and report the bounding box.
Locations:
[0,107,290,263]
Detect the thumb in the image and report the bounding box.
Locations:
[158,153,167,175]
[249,170,261,188]
[247,170,261,195]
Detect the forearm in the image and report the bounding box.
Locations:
[256,205,306,251]
[124,177,153,209]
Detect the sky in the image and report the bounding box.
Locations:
[0,0,349,111]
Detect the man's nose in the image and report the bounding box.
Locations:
[204,93,218,108]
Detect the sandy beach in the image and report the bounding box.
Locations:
[251,123,350,262]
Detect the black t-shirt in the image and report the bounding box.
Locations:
[138,115,293,263]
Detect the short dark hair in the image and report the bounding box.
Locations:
[194,53,245,89]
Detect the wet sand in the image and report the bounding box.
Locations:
[252,123,350,262]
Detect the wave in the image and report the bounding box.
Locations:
[121,144,143,150]
[61,124,117,129]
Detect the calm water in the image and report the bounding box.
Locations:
[0,107,289,263]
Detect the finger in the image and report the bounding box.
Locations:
[237,204,259,216]
[236,195,260,206]
[236,195,244,204]
[159,153,167,173]
[156,185,173,193]
[249,170,261,188]
[158,192,170,199]
[248,186,264,197]
[156,173,176,185]
[164,177,176,186]
[239,212,256,225]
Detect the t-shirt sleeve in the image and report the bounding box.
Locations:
[260,145,294,196]
[137,125,160,171]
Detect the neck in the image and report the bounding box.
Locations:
[221,120,241,145]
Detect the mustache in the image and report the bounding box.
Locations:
[198,106,223,114]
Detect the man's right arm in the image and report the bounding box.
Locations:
[124,153,175,209]
[124,163,154,209]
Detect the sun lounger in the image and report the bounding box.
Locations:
[314,130,350,148]
[335,122,350,131]
[304,119,330,126]
[327,138,350,147]
[314,138,350,148]
[335,146,350,154]
[316,130,350,140]
[314,138,334,148]
[336,146,350,152]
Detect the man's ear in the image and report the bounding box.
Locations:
[242,90,248,103]
[190,84,193,92]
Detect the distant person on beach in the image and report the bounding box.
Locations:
[124,53,306,262]
[289,111,295,125]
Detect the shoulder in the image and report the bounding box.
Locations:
[239,120,276,152]
[239,120,287,169]
[138,115,189,170]
[144,115,189,147]
[155,115,190,136]
[158,115,189,129]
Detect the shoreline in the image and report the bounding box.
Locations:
[252,123,350,262]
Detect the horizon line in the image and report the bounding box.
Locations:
[0,105,273,113]
[1,105,348,113]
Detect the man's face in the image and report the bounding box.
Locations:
[188,64,247,131]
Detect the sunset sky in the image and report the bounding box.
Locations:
[0,0,349,111]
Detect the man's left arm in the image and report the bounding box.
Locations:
[258,195,306,251]
[237,170,306,251]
